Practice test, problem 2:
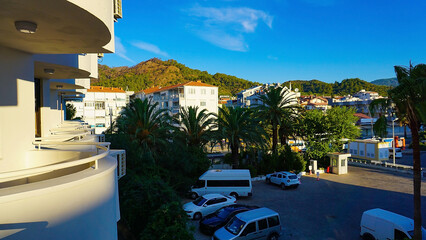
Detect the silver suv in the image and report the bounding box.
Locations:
[212,207,281,240]
[266,171,300,189]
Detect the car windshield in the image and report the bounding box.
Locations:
[225,217,246,235]
[288,175,297,179]
[216,208,233,219]
[192,197,207,206]
[193,180,205,188]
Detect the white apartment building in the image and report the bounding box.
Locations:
[332,89,385,115]
[134,81,219,115]
[0,1,125,240]
[236,83,300,107]
[69,86,133,134]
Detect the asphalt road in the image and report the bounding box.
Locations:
[385,150,426,168]
[188,166,426,240]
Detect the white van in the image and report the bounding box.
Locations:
[213,207,281,240]
[389,148,403,159]
[190,170,252,199]
[360,208,426,240]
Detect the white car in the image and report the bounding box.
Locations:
[183,193,236,220]
[266,171,300,189]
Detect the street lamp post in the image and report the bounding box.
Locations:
[392,117,399,166]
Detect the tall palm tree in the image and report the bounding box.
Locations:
[114,98,172,153]
[173,106,217,148]
[218,106,267,168]
[389,63,426,240]
[256,86,298,152]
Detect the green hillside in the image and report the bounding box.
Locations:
[282,78,391,96]
[95,58,258,96]
[95,58,392,97]
[370,77,398,87]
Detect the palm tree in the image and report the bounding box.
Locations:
[218,106,267,168]
[369,98,392,138]
[173,106,217,148]
[389,63,426,240]
[256,86,298,152]
[114,98,172,153]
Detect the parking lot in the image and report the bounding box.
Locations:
[188,166,426,240]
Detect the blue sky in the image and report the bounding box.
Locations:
[104,0,426,84]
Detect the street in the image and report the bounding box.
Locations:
[188,166,426,240]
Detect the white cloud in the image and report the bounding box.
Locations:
[187,6,273,51]
[115,36,135,63]
[132,41,169,57]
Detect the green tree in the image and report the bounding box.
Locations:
[173,106,217,148]
[369,98,392,138]
[256,86,298,152]
[65,103,76,120]
[218,106,267,168]
[114,98,172,156]
[389,63,426,239]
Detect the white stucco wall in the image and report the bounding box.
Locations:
[0,46,35,173]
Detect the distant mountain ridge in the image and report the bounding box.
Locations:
[95,58,392,97]
[95,58,258,96]
[370,77,398,87]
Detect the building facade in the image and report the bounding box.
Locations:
[0,1,125,239]
[69,86,133,134]
[135,81,219,115]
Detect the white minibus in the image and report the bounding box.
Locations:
[190,169,252,199]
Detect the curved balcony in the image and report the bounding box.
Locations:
[0,137,120,240]
[0,0,114,54]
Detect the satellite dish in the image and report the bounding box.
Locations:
[295,88,299,92]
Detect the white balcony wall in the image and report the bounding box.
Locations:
[0,46,35,173]
[182,86,218,115]
[0,155,119,240]
[78,54,99,79]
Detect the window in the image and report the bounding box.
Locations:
[200,101,206,106]
[267,216,280,227]
[278,174,282,178]
[207,180,250,187]
[258,219,268,230]
[95,101,105,110]
[201,89,206,94]
[193,180,205,188]
[341,159,346,167]
[84,102,94,107]
[241,222,256,236]
[205,199,215,206]
[395,229,410,240]
[216,198,227,204]
[211,89,215,95]
[188,88,195,94]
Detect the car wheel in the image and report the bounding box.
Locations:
[294,184,299,189]
[230,192,238,199]
[193,212,202,220]
[362,233,375,240]
[266,178,271,184]
[281,183,286,190]
[267,233,279,240]
[190,192,198,199]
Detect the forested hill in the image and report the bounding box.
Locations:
[95,58,391,96]
[370,77,398,87]
[282,78,391,96]
[95,58,259,96]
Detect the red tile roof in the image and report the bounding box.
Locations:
[353,113,371,119]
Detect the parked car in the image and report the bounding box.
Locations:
[213,207,281,240]
[190,169,252,199]
[389,148,402,159]
[360,208,426,240]
[183,193,236,220]
[265,171,300,189]
[199,204,259,235]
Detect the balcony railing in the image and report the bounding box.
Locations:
[0,141,110,185]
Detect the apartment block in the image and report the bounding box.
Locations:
[0,1,125,239]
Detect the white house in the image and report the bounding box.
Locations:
[0,1,125,239]
[69,86,133,134]
[236,83,300,107]
[135,81,219,115]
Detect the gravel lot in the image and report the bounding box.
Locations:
[187,166,426,240]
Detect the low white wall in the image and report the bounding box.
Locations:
[0,156,119,240]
